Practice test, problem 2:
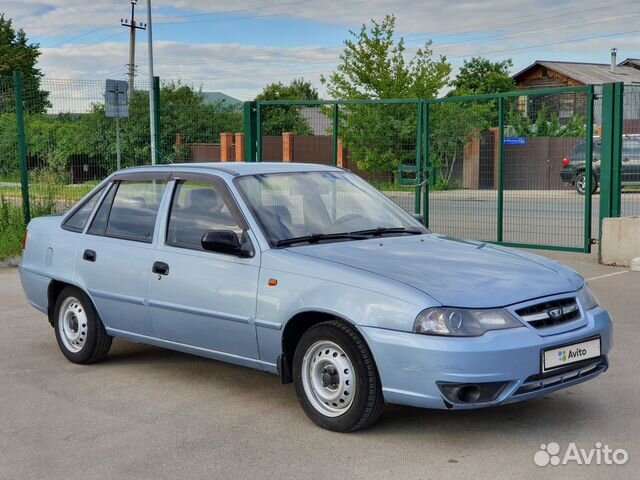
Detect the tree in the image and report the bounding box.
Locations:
[428,58,515,189]
[255,78,318,135]
[508,105,586,138]
[0,14,49,113]
[321,15,451,172]
[449,57,515,97]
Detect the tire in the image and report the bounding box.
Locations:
[575,172,598,195]
[293,320,383,432]
[53,286,112,364]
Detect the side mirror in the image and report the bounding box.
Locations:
[201,230,252,257]
[412,213,425,224]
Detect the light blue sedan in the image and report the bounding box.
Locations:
[19,163,612,431]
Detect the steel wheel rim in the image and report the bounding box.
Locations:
[58,297,88,353]
[301,340,356,417]
[576,175,586,193]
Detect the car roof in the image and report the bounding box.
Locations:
[118,162,344,177]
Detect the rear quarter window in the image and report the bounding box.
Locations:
[62,185,106,232]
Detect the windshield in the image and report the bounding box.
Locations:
[235,171,427,246]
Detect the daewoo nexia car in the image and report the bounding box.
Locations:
[20,163,612,431]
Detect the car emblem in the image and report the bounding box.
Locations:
[548,307,564,319]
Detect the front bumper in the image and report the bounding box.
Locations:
[359,307,612,410]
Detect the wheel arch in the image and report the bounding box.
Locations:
[47,279,94,326]
[278,310,374,385]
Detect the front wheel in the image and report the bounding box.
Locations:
[575,172,598,195]
[293,321,383,432]
[53,286,112,364]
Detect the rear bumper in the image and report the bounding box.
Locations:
[560,169,576,184]
[360,307,612,410]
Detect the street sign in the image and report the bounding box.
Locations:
[504,137,526,145]
[105,79,129,118]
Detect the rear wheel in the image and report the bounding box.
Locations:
[53,286,112,364]
[293,320,383,432]
[575,172,598,195]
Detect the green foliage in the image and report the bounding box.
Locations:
[322,15,451,172]
[449,57,515,96]
[0,81,243,178]
[0,194,56,260]
[429,102,493,185]
[0,14,49,113]
[508,105,586,137]
[255,78,318,135]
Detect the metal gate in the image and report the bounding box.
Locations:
[424,86,595,253]
[249,87,597,252]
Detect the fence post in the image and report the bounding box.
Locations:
[497,96,505,242]
[13,71,30,224]
[423,101,430,228]
[584,85,594,253]
[243,101,257,162]
[415,101,423,215]
[152,76,161,164]
[333,104,339,167]
[599,82,624,231]
[256,102,262,161]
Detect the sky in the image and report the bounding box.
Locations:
[3,0,640,100]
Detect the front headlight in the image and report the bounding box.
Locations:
[577,284,599,311]
[413,308,522,337]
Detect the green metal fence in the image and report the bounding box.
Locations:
[2,72,631,259]
[255,99,423,215]
[255,86,596,252]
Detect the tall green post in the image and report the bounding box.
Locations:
[423,101,430,228]
[600,82,624,224]
[243,101,257,162]
[583,85,594,253]
[497,96,505,242]
[414,101,424,215]
[332,104,339,167]
[152,76,161,164]
[13,71,30,224]
[256,103,262,162]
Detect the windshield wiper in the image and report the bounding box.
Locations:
[275,233,368,247]
[350,227,424,237]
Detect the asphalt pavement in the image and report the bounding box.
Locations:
[0,251,638,480]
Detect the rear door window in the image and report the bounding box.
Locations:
[88,180,167,242]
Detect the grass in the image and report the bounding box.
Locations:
[0,198,27,261]
[0,194,60,261]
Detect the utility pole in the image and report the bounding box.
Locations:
[121,1,146,100]
[146,0,157,164]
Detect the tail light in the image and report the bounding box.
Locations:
[562,157,571,167]
[23,231,28,251]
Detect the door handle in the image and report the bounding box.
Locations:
[152,261,170,276]
[82,249,96,262]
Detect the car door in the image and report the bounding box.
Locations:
[73,173,169,337]
[147,173,261,363]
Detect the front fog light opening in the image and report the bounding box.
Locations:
[438,381,509,405]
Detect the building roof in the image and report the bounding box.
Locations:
[619,58,640,69]
[199,91,242,106]
[513,60,640,85]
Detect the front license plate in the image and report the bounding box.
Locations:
[543,337,601,372]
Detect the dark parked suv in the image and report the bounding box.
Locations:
[560,135,640,194]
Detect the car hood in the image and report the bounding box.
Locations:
[288,234,584,308]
